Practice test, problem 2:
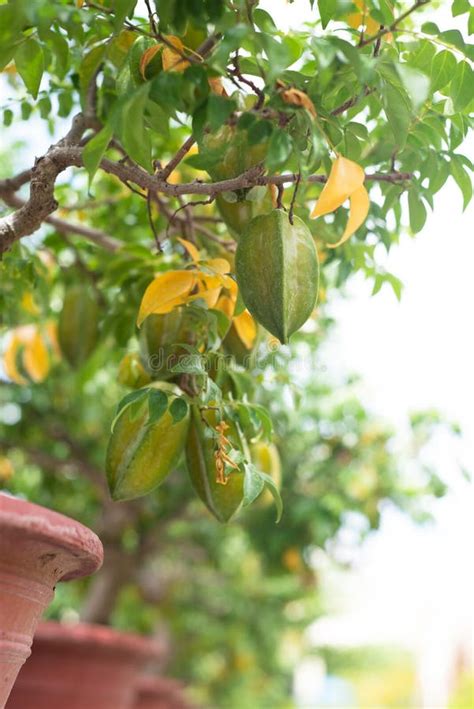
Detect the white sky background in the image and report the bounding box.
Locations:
[258,0,473,704]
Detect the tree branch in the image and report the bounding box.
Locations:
[0,191,121,252]
[0,124,412,254]
[359,0,431,47]
[159,135,196,181]
[0,113,90,255]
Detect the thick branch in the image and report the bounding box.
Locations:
[0,191,121,252]
[0,137,412,253]
[0,113,90,255]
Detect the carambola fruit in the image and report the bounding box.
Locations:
[235,209,319,344]
[106,382,189,501]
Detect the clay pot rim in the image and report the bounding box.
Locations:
[35,622,165,660]
[0,493,103,580]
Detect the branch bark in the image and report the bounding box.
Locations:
[0,119,412,254]
[0,191,121,252]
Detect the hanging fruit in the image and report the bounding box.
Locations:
[58,286,99,367]
[236,209,319,344]
[185,407,247,522]
[106,382,189,501]
[139,308,193,380]
[199,125,268,183]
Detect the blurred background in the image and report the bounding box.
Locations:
[1,1,473,707]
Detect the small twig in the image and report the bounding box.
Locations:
[359,0,431,48]
[229,52,265,110]
[288,173,301,225]
[143,0,157,34]
[160,135,196,181]
[123,180,147,199]
[276,184,284,210]
[331,87,375,116]
[146,190,162,252]
[166,196,214,241]
[373,26,383,56]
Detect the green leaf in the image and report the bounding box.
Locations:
[382,81,411,148]
[421,22,440,35]
[169,397,188,424]
[253,8,277,32]
[386,273,403,301]
[111,388,149,432]
[114,0,137,32]
[170,354,206,375]
[14,39,44,99]
[452,0,470,16]
[431,50,457,92]
[451,60,474,112]
[148,389,168,426]
[259,471,283,522]
[83,124,113,187]
[207,95,236,131]
[318,0,335,28]
[3,108,13,126]
[247,119,273,145]
[408,190,427,233]
[265,129,293,171]
[410,39,436,74]
[260,33,297,81]
[120,85,152,169]
[396,65,430,111]
[43,30,69,80]
[242,463,265,507]
[450,155,472,211]
[79,44,107,105]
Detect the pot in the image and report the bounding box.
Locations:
[134,676,195,709]
[7,622,164,709]
[0,493,103,708]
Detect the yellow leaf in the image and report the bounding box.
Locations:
[192,284,222,309]
[23,331,50,383]
[3,334,27,385]
[281,88,317,118]
[208,77,228,97]
[205,258,230,274]
[216,294,235,320]
[21,291,40,315]
[139,43,162,80]
[327,184,370,248]
[177,237,201,263]
[137,271,196,326]
[347,0,380,35]
[221,274,238,301]
[76,0,84,7]
[233,310,257,350]
[162,35,190,72]
[311,156,365,219]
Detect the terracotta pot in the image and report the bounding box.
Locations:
[134,676,195,709]
[0,493,103,708]
[7,622,164,709]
